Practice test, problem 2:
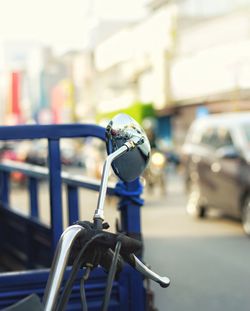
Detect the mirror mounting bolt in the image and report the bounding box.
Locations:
[125,140,136,150]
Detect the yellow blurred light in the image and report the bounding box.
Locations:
[151,152,165,167]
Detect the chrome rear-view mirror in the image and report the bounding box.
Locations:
[106,113,151,182]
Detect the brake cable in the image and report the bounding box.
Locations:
[101,240,122,311]
[80,267,91,311]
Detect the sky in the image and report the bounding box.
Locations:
[0,0,146,54]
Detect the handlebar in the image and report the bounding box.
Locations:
[43,222,170,311]
[73,223,170,288]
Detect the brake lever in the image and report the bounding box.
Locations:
[126,254,170,288]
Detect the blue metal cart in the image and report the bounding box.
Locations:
[0,124,146,310]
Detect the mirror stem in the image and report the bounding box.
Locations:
[94,144,130,228]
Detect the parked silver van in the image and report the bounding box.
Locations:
[182,112,250,236]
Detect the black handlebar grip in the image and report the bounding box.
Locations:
[118,235,143,254]
[95,232,142,255]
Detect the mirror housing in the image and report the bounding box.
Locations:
[106,114,151,182]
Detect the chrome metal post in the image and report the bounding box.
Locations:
[43,225,86,311]
[93,144,129,222]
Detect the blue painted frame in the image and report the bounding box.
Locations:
[0,123,145,311]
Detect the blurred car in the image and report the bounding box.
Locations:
[25,140,84,168]
[0,142,30,183]
[60,140,84,167]
[25,141,47,166]
[182,112,250,236]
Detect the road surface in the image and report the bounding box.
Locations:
[142,172,250,311]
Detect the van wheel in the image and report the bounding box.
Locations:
[186,180,206,218]
[242,195,250,237]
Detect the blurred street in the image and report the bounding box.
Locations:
[143,171,250,311]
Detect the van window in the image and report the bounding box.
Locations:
[217,129,233,148]
[200,128,218,148]
[200,127,234,149]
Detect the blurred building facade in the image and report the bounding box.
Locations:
[1,0,250,149]
[94,1,177,143]
[170,0,250,146]
[93,0,250,147]
[0,8,138,126]
[0,42,97,125]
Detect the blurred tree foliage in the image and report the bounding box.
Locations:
[97,102,155,125]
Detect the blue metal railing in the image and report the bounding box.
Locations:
[0,123,145,311]
[0,123,143,253]
[0,160,116,224]
[0,124,107,249]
